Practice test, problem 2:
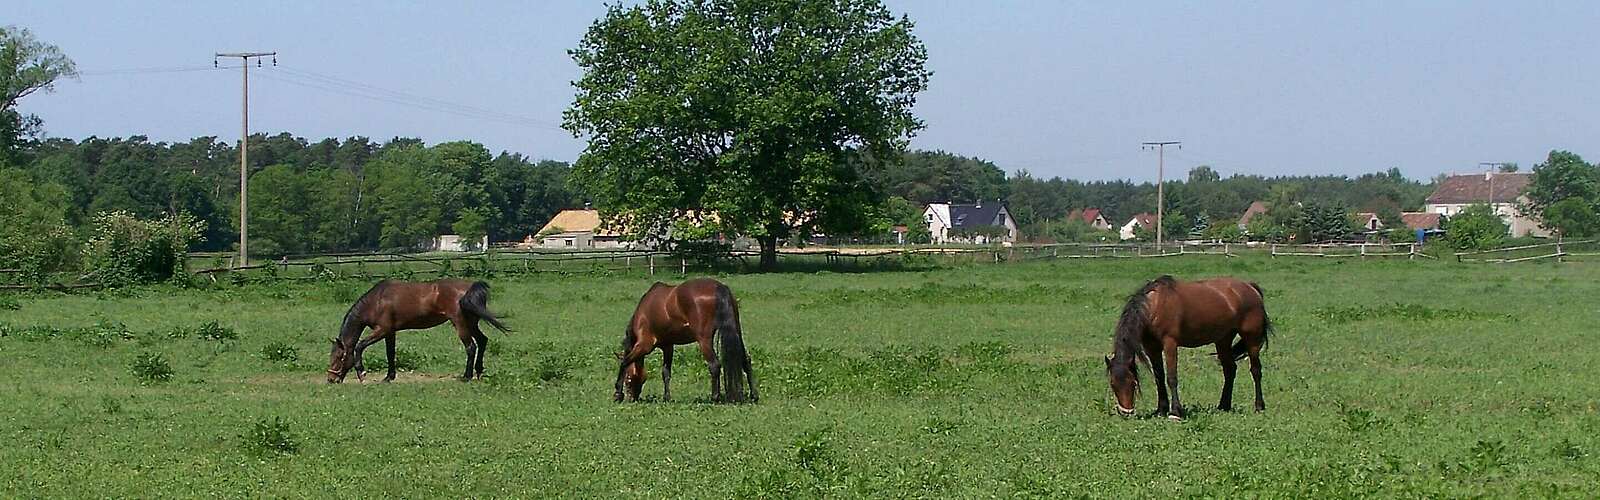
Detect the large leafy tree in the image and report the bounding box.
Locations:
[1524,150,1598,235]
[1,25,77,166]
[565,0,931,268]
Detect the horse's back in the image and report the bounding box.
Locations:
[1163,277,1264,343]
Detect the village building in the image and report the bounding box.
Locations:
[1425,172,1548,237]
[923,201,1018,244]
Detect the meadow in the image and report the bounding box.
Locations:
[2,255,1597,498]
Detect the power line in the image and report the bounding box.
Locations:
[77,65,240,76]
[215,51,277,268]
[275,66,563,129]
[257,66,563,130]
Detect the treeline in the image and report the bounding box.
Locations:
[10,134,582,255]
[877,150,1436,242]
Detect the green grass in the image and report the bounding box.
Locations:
[2,257,1597,497]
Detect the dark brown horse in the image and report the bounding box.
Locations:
[1105,275,1273,419]
[616,278,756,403]
[326,279,510,383]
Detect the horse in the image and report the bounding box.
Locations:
[615,278,756,403]
[622,359,648,401]
[326,279,510,383]
[1105,275,1273,419]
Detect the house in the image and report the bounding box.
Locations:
[1352,212,1383,232]
[432,234,487,252]
[891,225,909,245]
[1238,201,1269,230]
[532,209,626,249]
[923,201,1018,244]
[1400,212,1442,231]
[1425,172,1549,237]
[1120,213,1156,241]
[1066,208,1111,230]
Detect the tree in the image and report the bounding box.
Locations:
[1525,150,1599,235]
[0,167,78,281]
[1445,204,1508,251]
[1,26,77,166]
[452,209,489,251]
[1542,198,1598,238]
[367,146,442,249]
[564,0,931,269]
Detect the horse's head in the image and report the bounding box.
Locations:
[1105,355,1139,416]
[327,337,354,383]
[617,352,647,400]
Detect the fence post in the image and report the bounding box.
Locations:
[681,258,686,275]
[1556,238,1564,263]
[1361,244,1367,259]
[649,255,655,276]
[1270,244,1277,258]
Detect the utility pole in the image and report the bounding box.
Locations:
[1142,141,1181,252]
[1479,162,1509,228]
[215,51,275,267]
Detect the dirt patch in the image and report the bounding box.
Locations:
[245,372,464,385]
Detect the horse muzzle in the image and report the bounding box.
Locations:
[1116,405,1136,417]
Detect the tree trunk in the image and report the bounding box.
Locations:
[758,233,778,271]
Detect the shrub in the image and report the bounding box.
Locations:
[193,321,237,342]
[130,352,174,384]
[244,417,299,456]
[0,168,80,284]
[82,210,205,287]
[0,296,19,311]
[1445,204,1509,251]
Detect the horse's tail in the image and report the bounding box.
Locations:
[713,282,752,403]
[1230,282,1272,361]
[459,281,511,333]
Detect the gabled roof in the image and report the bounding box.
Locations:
[1426,173,1532,205]
[1067,208,1104,224]
[1126,213,1156,227]
[1401,212,1442,230]
[1239,201,1269,226]
[948,202,1009,228]
[537,209,620,237]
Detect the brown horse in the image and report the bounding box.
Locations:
[616,278,756,403]
[622,360,648,401]
[326,279,510,383]
[1105,275,1273,419]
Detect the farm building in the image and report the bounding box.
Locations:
[1120,213,1156,241]
[1066,208,1111,230]
[431,234,487,252]
[1401,212,1442,231]
[1238,201,1269,229]
[1352,212,1383,231]
[532,209,626,249]
[1425,172,1549,237]
[923,201,1018,244]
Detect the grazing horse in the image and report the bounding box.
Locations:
[326,279,510,383]
[622,360,648,401]
[1105,275,1273,419]
[616,278,756,403]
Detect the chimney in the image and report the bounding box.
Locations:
[584,202,592,210]
[975,199,982,208]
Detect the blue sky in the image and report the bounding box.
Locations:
[11,1,1599,181]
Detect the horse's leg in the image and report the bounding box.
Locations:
[1143,338,1168,416]
[614,337,655,402]
[383,335,397,382]
[1247,341,1266,412]
[351,326,390,381]
[743,352,758,403]
[1216,339,1237,411]
[471,324,488,380]
[1162,337,1184,420]
[660,345,674,402]
[452,319,476,382]
[696,338,723,403]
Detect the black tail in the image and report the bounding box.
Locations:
[714,283,752,402]
[1229,282,1272,361]
[459,281,511,333]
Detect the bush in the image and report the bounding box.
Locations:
[130,352,174,384]
[82,210,205,287]
[1445,204,1509,251]
[193,321,237,342]
[244,417,299,456]
[0,168,80,284]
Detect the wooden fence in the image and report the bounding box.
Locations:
[1454,239,1599,263]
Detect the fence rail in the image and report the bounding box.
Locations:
[1455,239,1598,263]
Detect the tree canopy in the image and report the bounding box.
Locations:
[1,25,77,166]
[564,0,931,268]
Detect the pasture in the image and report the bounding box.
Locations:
[2,256,1597,497]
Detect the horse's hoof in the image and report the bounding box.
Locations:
[1168,415,1184,421]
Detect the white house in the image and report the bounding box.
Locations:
[923,201,1018,244]
[432,234,488,252]
[1119,213,1155,241]
[1424,172,1549,237]
[530,209,627,249]
[1352,212,1383,232]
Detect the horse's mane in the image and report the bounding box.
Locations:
[338,281,390,346]
[1112,275,1177,368]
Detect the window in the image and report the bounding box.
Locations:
[925,213,933,222]
[564,239,573,246]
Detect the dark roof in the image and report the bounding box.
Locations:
[1401,212,1442,230]
[1426,173,1531,204]
[949,203,1008,228]
[1238,201,1269,226]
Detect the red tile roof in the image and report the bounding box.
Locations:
[1426,173,1531,204]
[1238,201,1269,227]
[1401,212,1442,230]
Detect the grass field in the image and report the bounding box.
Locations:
[3,256,1598,497]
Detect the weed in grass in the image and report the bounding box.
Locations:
[0,295,19,310]
[100,396,122,415]
[1313,303,1511,324]
[1338,403,1384,432]
[243,417,299,456]
[1555,439,1586,461]
[259,342,299,365]
[129,352,173,384]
